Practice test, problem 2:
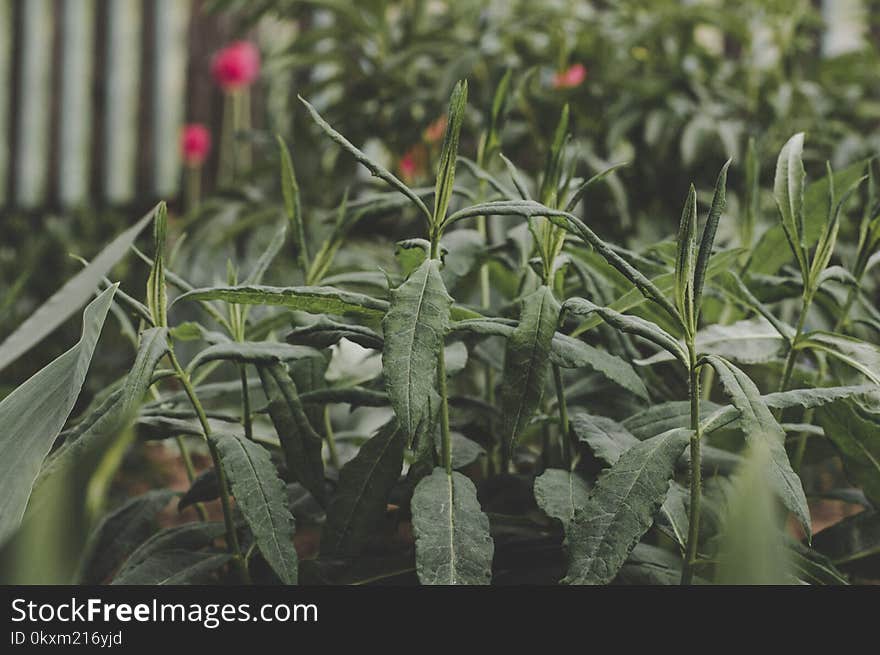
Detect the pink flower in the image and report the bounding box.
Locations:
[181,124,211,166]
[424,115,448,144]
[211,41,261,92]
[398,145,426,183]
[552,63,587,89]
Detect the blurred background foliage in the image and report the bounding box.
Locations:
[2,0,880,390]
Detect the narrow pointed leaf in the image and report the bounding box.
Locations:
[187,341,322,373]
[773,133,809,276]
[211,432,298,584]
[112,551,232,585]
[0,208,152,372]
[321,419,407,558]
[258,363,326,505]
[701,355,810,537]
[174,285,389,318]
[500,286,560,450]
[795,332,880,385]
[299,95,432,224]
[276,136,309,274]
[693,159,731,312]
[432,80,467,225]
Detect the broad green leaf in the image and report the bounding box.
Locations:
[0,208,152,372]
[187,341,322,373]
[0,286,117,546]
[701,355,810,537]
[534,468,590,530]
[211,432,298,584]
[816,398,880,506]
[287,317,383,350]
[693,160,731,313]
[321,419,406,558]
[563,428,692,585]
[674,184,698,331]
[714,441,792,584]
[112,550,232,585]
[571,412,640,466]
[78,489,176,584]
[411,468,494,585]
[258,363,326,505]
[30,327,169,522]
[432,80,467,226]
[500,286,560,451]
[795,332,880,385]
[637,318,786,366]
[808,170,865,290]
[382,259,452,439]
[276,136,309,274]
[787,539,849,585]
[175,285,389,318]
[299,95,432,224]
[773,132,809,277]
[563,297,688,366]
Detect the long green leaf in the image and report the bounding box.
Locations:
[382,259,452,439]
[299,95,432,224]
[174,285,389,318]
[112,550,232,585]
[211,432,298,584]
[432,80,467,226]
[500,286,560,452]
[0,286,117,546]
[795,331,880,385]
[701,355,811,537]
[411,467,493,585]
[674,184,698,331]
[693,159,731,313]
[276,136,309,274]
[0,208,152,372]
[564,428,692,585]
[321,419,406,557]
[79,489,176,584]
[773,133,809,277]
[187,341,322,373]
[258,363,326,505]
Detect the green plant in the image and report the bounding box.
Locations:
[1,75,879,585]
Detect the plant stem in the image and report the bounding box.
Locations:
[239,365,253,441]
[168,349,250,584]
[323,405,340,469]
[777,291,812,398]
[185,165,201,212]
[681,343,702,585]
[437,342,453,474]
[552,363,572,469]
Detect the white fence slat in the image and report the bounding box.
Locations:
[14,0,54,208]
[152,0,190,198]
[58,0,96,207]
[103,0,142,205]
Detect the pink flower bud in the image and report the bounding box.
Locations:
[552,63,587,89]
[211,41,261,92]
[181,124,212,166]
